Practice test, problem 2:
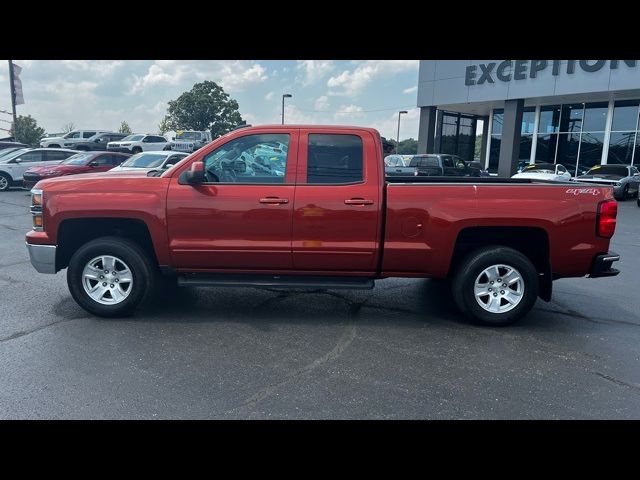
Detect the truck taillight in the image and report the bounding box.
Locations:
[596,199,617,238]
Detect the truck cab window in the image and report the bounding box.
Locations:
[202,133,289,183]
[307,134,363,184]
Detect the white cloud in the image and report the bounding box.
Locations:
[130,60,268,94]
[61,60,124,75]
[219,61,268,92]
[370,108,420,141]
[334,104,364,119]
[403,86,417,94]
[296,60,334,85]
[327,60,418,96]
[265,91,274,101]
[314,95,330,111]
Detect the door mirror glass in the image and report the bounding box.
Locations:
[89,160,99,167]
[185,161,205,184]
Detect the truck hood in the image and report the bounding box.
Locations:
[34,169,152,190]
[25,164,85,175]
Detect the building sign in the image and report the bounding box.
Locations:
[465,60,638,86]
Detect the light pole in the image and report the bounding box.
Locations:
[282,94,292,124]
[396,110,408,153]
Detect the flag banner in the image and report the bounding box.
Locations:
[13,63,24,105]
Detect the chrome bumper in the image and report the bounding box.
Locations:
[26,243,57,274]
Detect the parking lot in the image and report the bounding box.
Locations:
[1,188,639,419]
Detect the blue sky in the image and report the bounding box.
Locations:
[0,60,421,140]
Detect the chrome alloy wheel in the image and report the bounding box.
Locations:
[0,176,8,190]
[82,255,133,305]
[474,264,524,314]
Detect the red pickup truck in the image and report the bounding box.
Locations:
[25,125,620,326]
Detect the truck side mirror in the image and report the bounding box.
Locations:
[185,161,205,184]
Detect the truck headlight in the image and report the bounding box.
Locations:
[30,188,44,231]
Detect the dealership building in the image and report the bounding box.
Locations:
[416,60,640,176]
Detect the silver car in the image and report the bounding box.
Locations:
[575,164,640,200]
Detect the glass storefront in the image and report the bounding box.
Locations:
[436,111,478,162]
[488,99,640,175]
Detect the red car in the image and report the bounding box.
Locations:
[25,125,620,326]
[22,151,130,189]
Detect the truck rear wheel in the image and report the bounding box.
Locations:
[451,246,538,326]
[67,236,155,317]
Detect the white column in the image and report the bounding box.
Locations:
[601,99,615,165]
[484,109,493,170]
[530,104,541,163]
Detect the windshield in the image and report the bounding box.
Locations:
[120,135,144,142]
[119,153,168,168]
[176,132,201,140]
[0,147,24,159]
[585,165,628,177]
[0,148,31,162]
[61,153,94,165]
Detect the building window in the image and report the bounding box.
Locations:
[535,134,558,163]
[608,100,640,166]
[538,105,561,133]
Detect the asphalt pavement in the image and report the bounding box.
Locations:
[0,189,639,419]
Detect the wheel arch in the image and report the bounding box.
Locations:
[56,217,159,271]
[451,226,552,301]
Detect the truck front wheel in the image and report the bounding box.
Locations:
[67,236,155,317]
[451,246,539,326]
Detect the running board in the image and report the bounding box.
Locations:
[177,273,375,290]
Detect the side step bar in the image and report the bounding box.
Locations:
[177,273,375,290]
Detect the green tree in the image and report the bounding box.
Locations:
[118,121,132,134]
[11,115,45,147]
[474,135,483,160]
[158,116,171,135]
[397,138,418,155]
[164,81,244,137]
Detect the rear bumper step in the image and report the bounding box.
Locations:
[589,251,620,278]
[177,273,375,290]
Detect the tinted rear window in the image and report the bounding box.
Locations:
[307,134,363,184]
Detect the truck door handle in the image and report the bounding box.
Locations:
[259,197,289,204]
[344,198,374,205]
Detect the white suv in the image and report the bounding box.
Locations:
[107,134,168,154]
[40,130,111,148]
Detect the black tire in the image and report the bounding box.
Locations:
[48,144,60,148]
[67,236,156,317]
[132,146,142,154]
[76,146,89,151]
[451,246,539,326]
[0,172,11,192]
[623,184,629,200]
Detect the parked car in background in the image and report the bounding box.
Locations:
[110,151,188,173]
[22,151,130,189]
[107,134,168,154]
[73,133,129,151]
[167,130,212,153]
[511,162,573,182]
[0,148,79,191]
[467,161,491,177]
[0,141,28,151]
[40,130,111,148]
[575,164,640,200]
[385,154,486,177]
[384,154,412,167]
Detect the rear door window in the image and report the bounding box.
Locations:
[306,134,363,184]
